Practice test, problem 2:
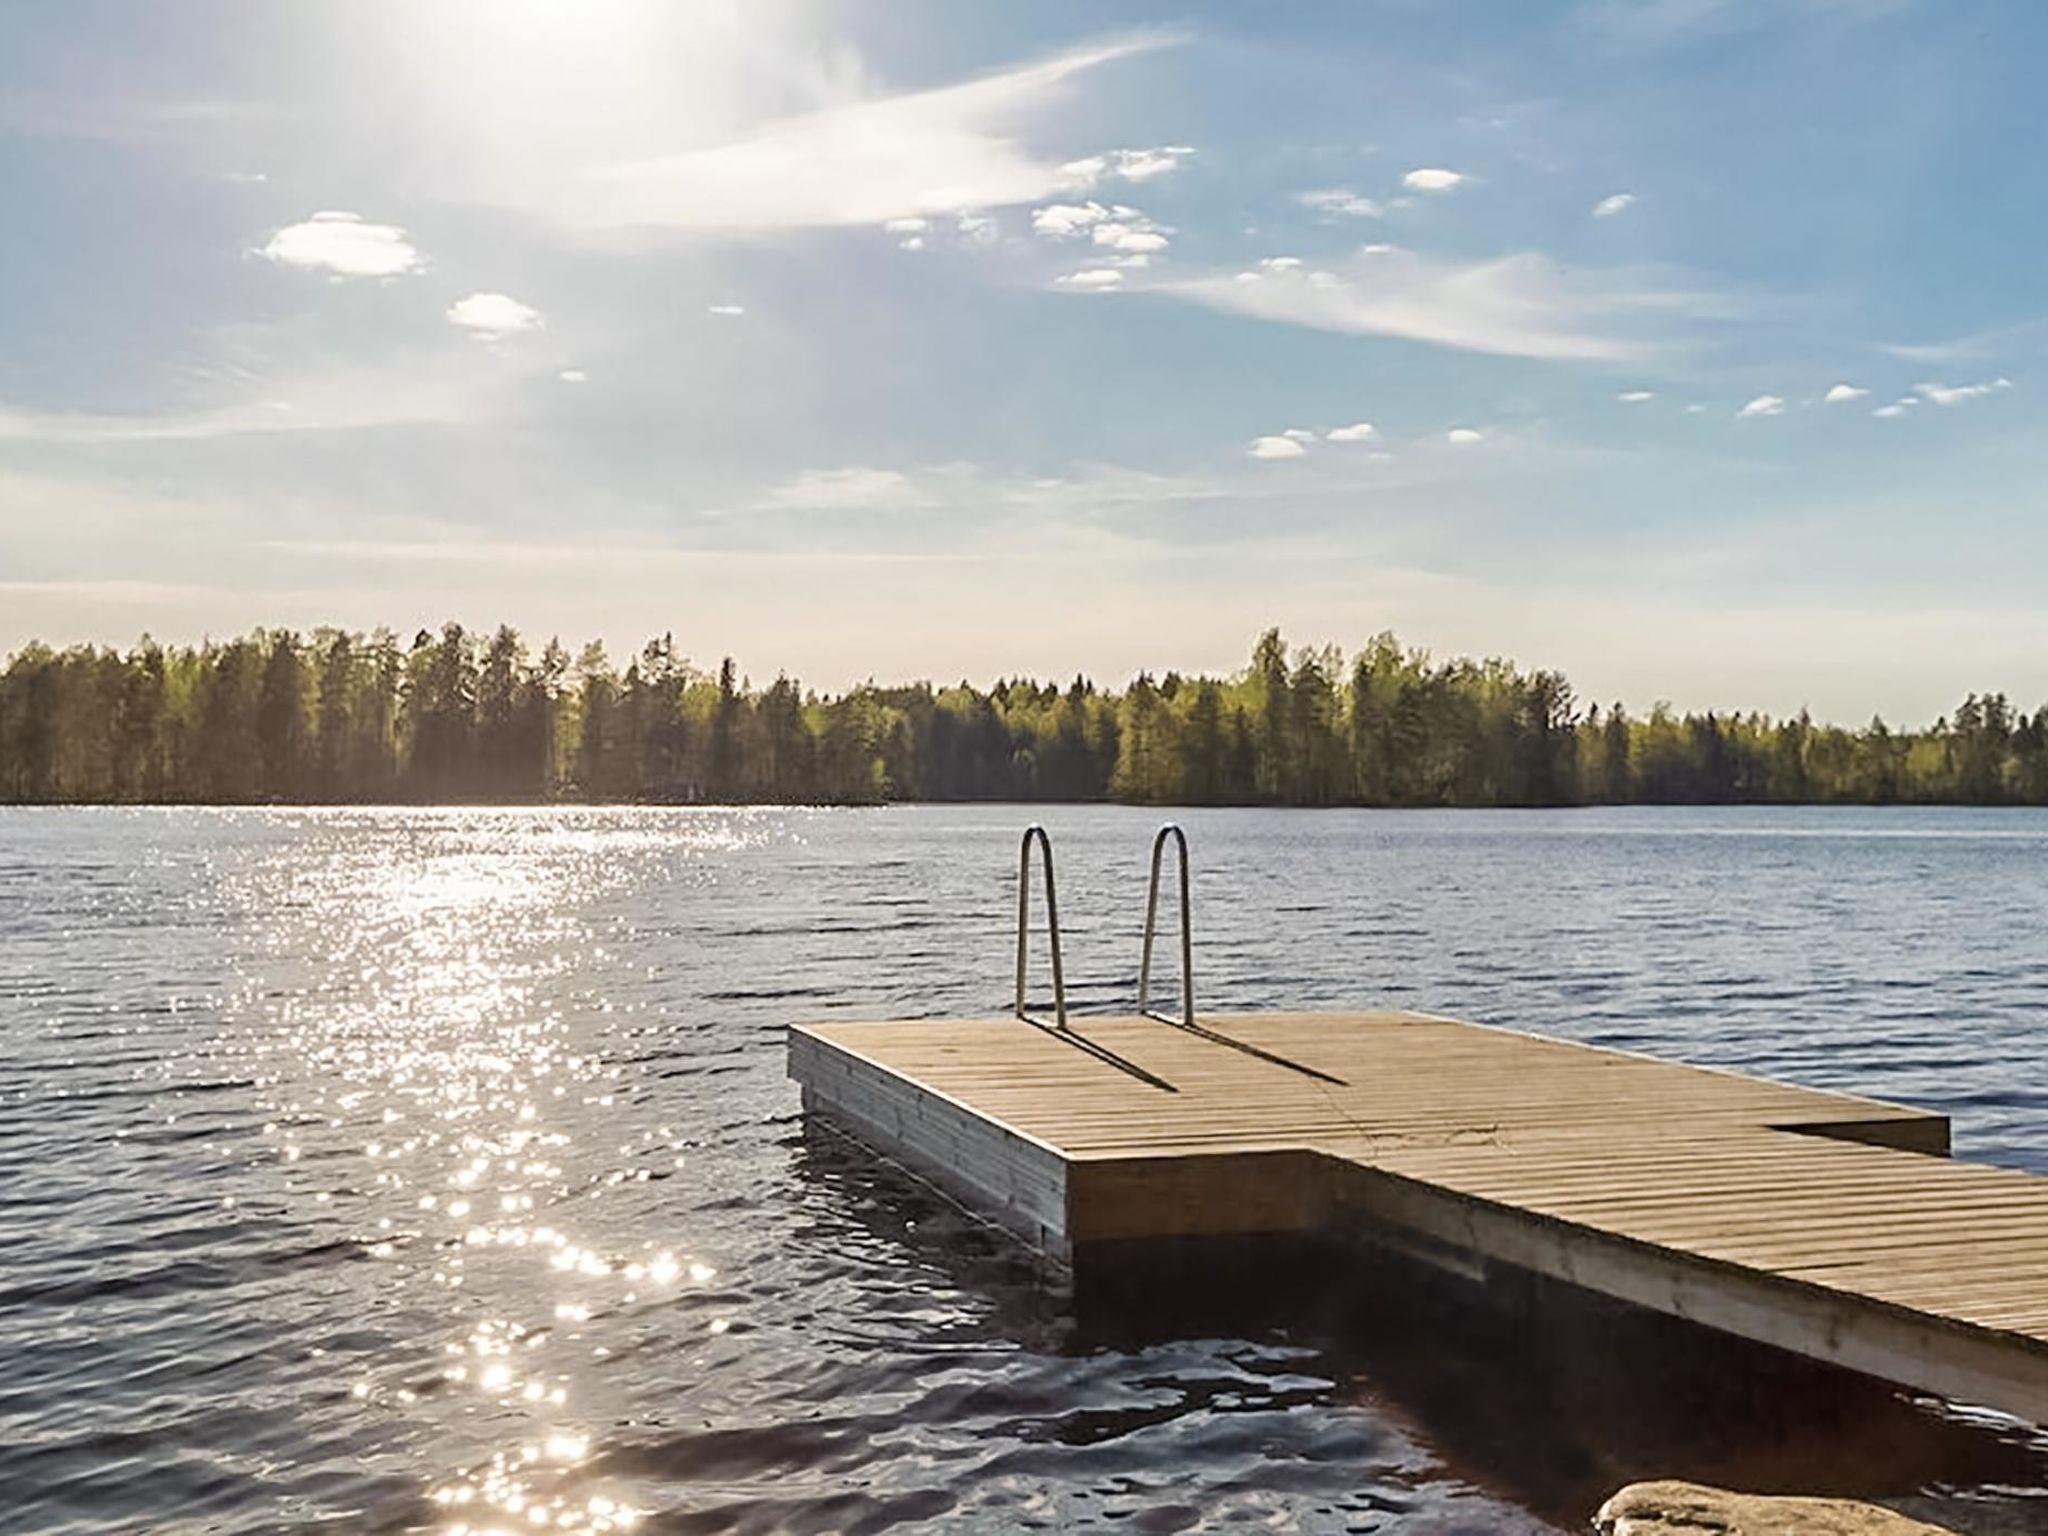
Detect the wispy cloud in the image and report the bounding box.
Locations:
[1823,382,1868,403]
[1591,192,1636,218]
[1299,188,1385,219]
[1618,390,1656,403]
[0,89,278,145]
[1326,422,1379,442]
[1053,267,1125,291]
[1915,377,2013,406]
[763,466,921,510]
[1577,0,1909,52]
[1882,318,2048,366]
[1157,248,1688,362]
[0,356,511,443]
[752,459,1225,518]
[258,212,423,279]
[1736,393,1785,417]
[567,38,1170,232]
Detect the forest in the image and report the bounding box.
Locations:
[3,623,2046,807]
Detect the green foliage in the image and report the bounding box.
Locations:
[3,625,2045,806]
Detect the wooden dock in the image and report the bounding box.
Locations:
[790,1008,2048,1426]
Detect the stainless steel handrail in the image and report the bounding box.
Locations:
[1133,823,1347,1086]
[1138,823,1194,1026]
[1014,824,1175,1092]
[1014,824,1068,1028]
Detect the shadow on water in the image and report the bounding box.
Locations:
[1075,1236,2048,1532]
[801,1122,2048,1534]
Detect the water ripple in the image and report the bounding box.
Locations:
[4,804,2048,1532]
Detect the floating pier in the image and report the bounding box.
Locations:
[789,828,2048,1426]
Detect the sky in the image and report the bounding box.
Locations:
[1,0,2045,723]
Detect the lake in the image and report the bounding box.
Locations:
[6,804,2048,1533]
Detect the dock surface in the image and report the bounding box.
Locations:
[791,1009,2048,1425]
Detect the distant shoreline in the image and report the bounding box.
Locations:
[8,624,2046,808]
[6,798,2047,812]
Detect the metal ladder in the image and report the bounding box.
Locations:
[1014,823,1344,1090]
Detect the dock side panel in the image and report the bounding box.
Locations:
[789,1027,1072,1258]
[1334,1158,2048,1426]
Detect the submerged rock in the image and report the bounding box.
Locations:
[1595,1481,1958,1535]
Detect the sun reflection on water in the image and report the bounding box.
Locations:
[225,809,782,1532]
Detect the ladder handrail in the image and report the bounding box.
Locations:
[1138,823,1193,1026]
[1014,824,1175,1091]
[1130,823,1348,1086]
[1015,824,1068,1027]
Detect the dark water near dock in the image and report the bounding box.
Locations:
[6,804,2048,1534]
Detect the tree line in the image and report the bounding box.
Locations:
[4,623,2047,807]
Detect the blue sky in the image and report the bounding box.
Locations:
[1,0,2044,721]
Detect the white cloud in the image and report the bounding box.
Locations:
[1059,145,1193,185]
[1823,383,1869,404]
[764,466,918,510]
[1094,219,1168,256]
[1617,390,1656,403]
[1280,428,1317,442]
[258,212,422,278]
[883,215,929,250]
[956,211,998,245]
[1736,393,1785,418]
[1402,167,1465,193]
[707,304,746,316]
[1872,398,1917,418]
[558,369,588,384]
[575,39,1163,231]
[1915,377,2013,406]
[1113,145,1192,180]
[1053,267,1124,291]
[1446,427,1484,445]
[1033,201,1106,237]
[1591,193,1636,219]
[446,292,544,338]
[1248,435,1308,459]
[1161,248,1665,362]
[1032,200,1169,257]
[1300,188,1385,219]
[1326,422,1379,442]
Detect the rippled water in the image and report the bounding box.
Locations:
[7,804,2048,1534]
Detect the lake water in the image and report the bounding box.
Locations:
[7,804,2048,1534]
